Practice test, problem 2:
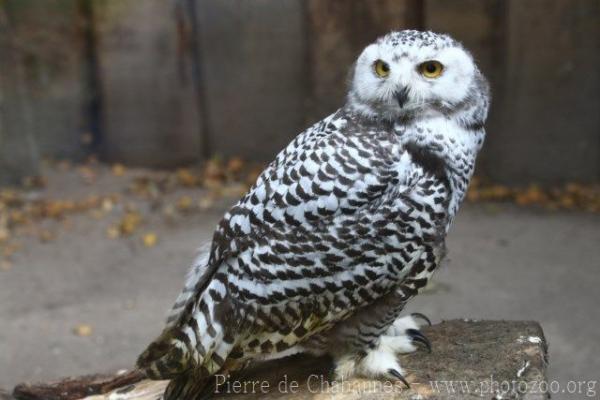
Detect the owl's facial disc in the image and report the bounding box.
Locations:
[348,31,477,121]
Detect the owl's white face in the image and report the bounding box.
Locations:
[349,31,478,120]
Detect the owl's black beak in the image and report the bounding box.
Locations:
[394,87,410,108]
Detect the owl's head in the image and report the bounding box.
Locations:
[348,30,488,122]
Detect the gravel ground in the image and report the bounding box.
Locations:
[0,168,598,397]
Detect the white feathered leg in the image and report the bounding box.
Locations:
[333,314,431,387]
[383,314,432,353]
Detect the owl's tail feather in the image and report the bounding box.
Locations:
[137,322,234,400]
[136,326,194,379]
[137,289,237,399]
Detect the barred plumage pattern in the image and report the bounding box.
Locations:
[137,30,489,399]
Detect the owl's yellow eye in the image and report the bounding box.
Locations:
[374,60,390,78]
[419,60,444,78]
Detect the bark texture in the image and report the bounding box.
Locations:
[9,320,548,400]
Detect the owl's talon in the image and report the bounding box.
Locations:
[406,328,432,353]
[410,312,432,326]
[333,346,407,383]
[388,368,410,388]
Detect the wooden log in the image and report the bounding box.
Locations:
[12,371,144,400]
[10,320,548,400]
[0,389,16,400]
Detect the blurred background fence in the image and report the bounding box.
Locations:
[0,0,598,185]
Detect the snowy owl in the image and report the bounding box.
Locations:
[137,30,490,399]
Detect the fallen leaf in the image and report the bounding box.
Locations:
[204,158,226,183]
[22,175,47,189]
[222,183,247,198]
[101,198,114,212]
[106,225,120,239]
[198,197,214,210]
[466,189,480,202]
[204,178,225,191]
[73,324,93,337]
[245,165,264,186]
[142,232,158,247]
[39,229,55,243]
[176,169,201,187]
[0,228,9,243]
[119,211,142,235]
[9,210,27,225]
[78,166,96,184]
[0,259,12,271]
[1,241,21,257]
[89,209,105,219]
[176,195,193,211]
[226,157,245,175]
[112,163,126,177]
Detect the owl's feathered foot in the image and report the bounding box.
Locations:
[333,346,411,388]
[384,313,432,353]
[332,314,431,388]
